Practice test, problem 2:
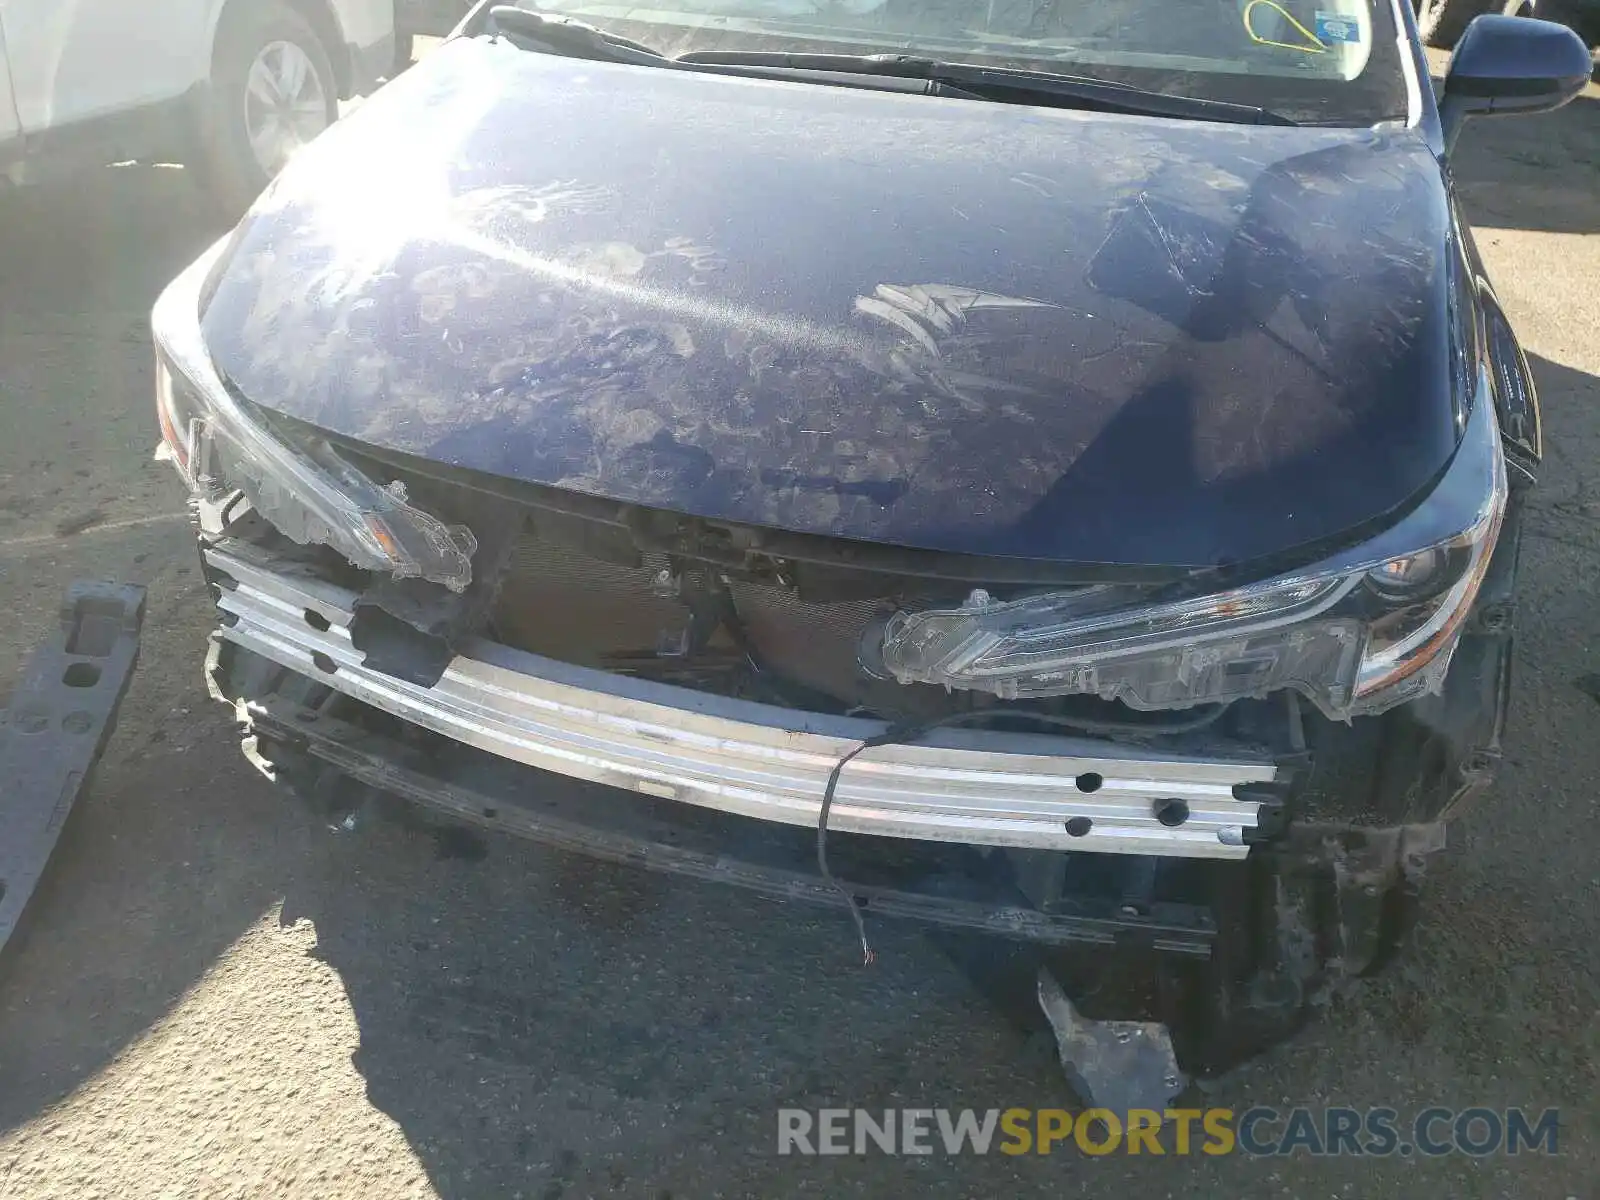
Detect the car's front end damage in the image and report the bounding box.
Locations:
[152,28,1532,1087]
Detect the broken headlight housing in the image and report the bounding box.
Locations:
[879,381,1507,720]
[151,241,476,591]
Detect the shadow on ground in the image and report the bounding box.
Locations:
[267,347,1600,1198]
[1447,89,1600,235]
[274,815,1080,1196]
[1520,352,1600,568]
[0,166,269,1130]
[0,166,218,322]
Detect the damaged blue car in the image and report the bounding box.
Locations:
[153,0,1592,1085]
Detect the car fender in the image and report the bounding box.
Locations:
[1457,215,1542,476]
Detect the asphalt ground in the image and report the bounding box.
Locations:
[1,57,1598,1199]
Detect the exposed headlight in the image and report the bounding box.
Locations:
[1364,547,1446,599]
[152,241,477,592]
[878,379,1507,720]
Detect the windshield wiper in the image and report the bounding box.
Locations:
[483,10,1295,127]
[675,51,1297,125]
[487,6,667,63]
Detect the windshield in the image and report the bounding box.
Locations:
[489,0,1413,125]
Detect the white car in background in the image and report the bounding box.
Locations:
[0,0,394,207]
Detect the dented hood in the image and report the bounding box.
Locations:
[199,38,1462,570]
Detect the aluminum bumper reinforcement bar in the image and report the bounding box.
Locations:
[208,542,1269,859]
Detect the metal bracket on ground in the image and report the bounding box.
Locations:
[1038,967,1188,1112]
[0,581,145,957]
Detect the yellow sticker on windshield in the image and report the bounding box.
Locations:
[1242,0,1329,54]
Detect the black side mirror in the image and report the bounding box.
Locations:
[1440,14,1592,153]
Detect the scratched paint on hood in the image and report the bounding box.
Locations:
[199,36,1461,570]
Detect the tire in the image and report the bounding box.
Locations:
[199,0,339,214]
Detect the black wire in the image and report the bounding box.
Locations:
[966,703,1230,738]
[814,709,1043,965]
[817,718,936,966]
[817,743,874,965]
[218,489,249,528]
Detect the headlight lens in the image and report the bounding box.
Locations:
[152,241,477,592]
[1364,547,1447,599]
[879,379,1507,720]
[1352,510,1499,700]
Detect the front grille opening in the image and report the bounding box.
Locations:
[481,511,1268,748]
[491,516,896,714]
[327,453,1283,749]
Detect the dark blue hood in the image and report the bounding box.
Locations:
[199,37,1462,570]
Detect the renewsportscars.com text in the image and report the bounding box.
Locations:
[777,1106,1559,1157]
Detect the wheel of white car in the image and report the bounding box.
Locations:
[200,0,339,213]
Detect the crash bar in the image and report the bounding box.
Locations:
[207,544,1269,858]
